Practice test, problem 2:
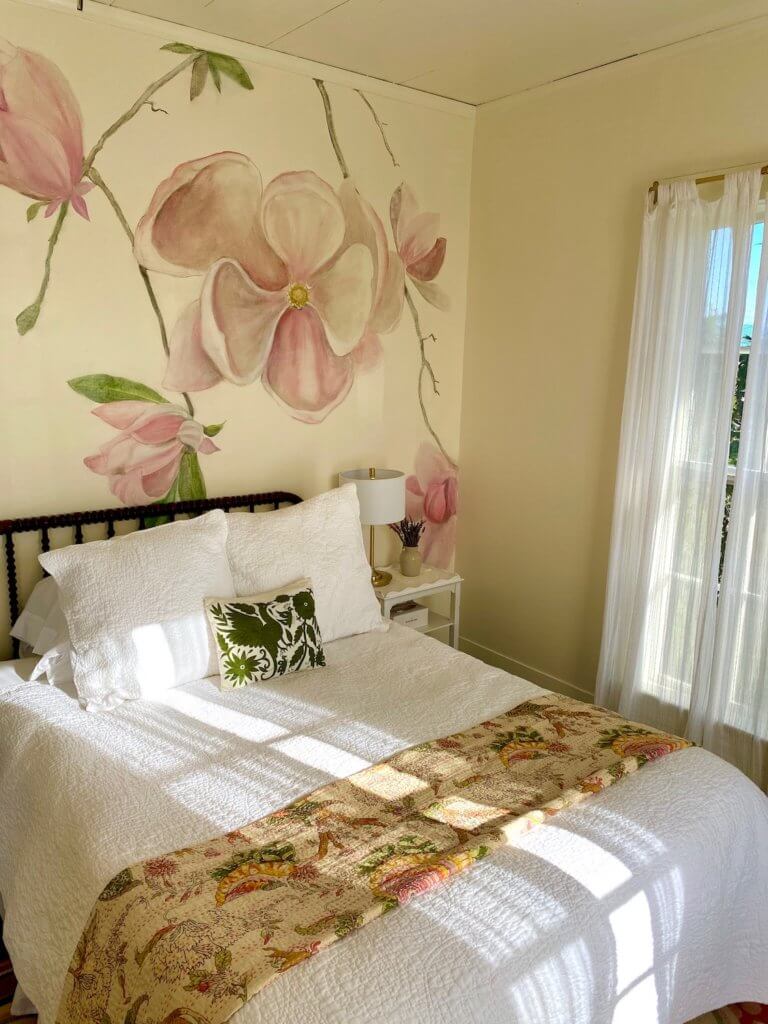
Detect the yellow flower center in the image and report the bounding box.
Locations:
[287,282,310,309]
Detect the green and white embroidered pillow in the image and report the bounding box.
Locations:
[205,578,325,688]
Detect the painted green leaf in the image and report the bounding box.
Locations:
[26,202,45,222]
[203,421,225,437]
[144,479,178,529]
[161,42,200,54]
[208,52,254,91]
[68,375,169,405]
[207,54,222,92]
[177,451,207,500]
[16,301,41,335]
[190,53,209,100]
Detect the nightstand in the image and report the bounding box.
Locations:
[375,565,462,649]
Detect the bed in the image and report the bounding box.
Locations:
[0,493,767,1024]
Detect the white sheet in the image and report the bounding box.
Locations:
[0,626,766,1024]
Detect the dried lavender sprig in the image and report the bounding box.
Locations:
[389,517,425,547]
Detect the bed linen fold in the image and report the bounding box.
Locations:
[56,693,690,1024]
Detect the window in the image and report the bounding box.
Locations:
[720,217,764,581]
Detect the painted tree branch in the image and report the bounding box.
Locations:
[17,56,193,339]
[83,55,196,173]
[355,90,399,168]
[87,166,194,417]
[405,285,456,467]
[16,203,69,335]
[314,80,350,179]
[315,77,455,465]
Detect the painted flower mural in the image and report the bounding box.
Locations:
[406,442,458,568]
[83,400,219,504]
[0,39,92,219]
[2,35,459,515]
[134,155,404,423]
[391,183,448,311]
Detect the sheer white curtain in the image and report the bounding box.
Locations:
[597,171,762,759]
[689,200,768,788]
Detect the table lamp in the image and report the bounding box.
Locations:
[339,467,406,587]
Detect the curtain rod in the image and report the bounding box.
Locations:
[649,164,768,204]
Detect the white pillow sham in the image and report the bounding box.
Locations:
[226,484,385,643]
[10,575,63,653]
[31,640,74,687]
[39,510,234,711]
[11,576,74,684]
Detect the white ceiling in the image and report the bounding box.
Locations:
[93,0,768,104]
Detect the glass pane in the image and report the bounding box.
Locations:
[719,218,763,582]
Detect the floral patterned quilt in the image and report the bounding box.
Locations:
[56,694,691,1024]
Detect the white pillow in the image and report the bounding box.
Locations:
[39,510,235,711]
[227,484,385,643]
[10,575,63,652]
[30,640,74,687]
[11,576,73,683]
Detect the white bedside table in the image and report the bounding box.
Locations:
[375,565,462,649]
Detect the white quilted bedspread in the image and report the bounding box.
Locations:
[0,624,766,1024]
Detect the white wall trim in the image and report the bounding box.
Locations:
[482,12,768,112]
[460,636,595,704]
[8,0,475,120]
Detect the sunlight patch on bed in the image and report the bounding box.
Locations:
[612,971,660,1024]
[507,940,597,1024]
[411,860,569,964]
[564,803,668,866]
[528,826,633,898]
[163,754,310,827]
[313,719,406,760]
[610,889,656,1003]
[271,735,372,776]
[48,704,210,773]
[422,794,510,830]
[646,865,685,959]
[157,689,289,743]
[185,677,337,730]
[349,763,431,800]
[133,623,177,692]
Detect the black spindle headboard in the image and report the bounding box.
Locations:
[0,491,302,659]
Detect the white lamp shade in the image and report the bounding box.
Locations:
[339,468,406,525]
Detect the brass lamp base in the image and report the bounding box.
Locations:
[368,521,392,588]
[371,566,392,588]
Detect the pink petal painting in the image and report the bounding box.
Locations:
[406,442,459,568]
[135,154,405,423]
[83,400,219,505]
[0,39,92,218]
[2,32,458,510]
[391,183,448,311]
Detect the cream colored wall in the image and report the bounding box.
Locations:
[458,20,768,699]
[0,1,473,642]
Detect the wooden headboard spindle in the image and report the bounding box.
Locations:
[0,490,302,659]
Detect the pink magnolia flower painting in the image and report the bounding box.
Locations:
[134,153,404,423]
[83,400,219,505]
[1,31,459,514]
[390,183,448,311]
[0,39,92,218]
[406,442,458,569]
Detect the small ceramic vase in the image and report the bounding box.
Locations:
[400,545,422,577]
